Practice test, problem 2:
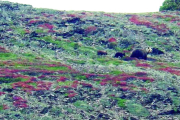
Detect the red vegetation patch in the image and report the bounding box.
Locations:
[177,22,180,26]
[156,62,167,66]
[38,23,54,30]
[140,87,149,93]
[42,13,54,17]
[25,29,31,34]
[71,80,79,89]
[0,46,10,53]
[2,104,9,110]
[57,76,67,82]
[66,14,77,17]
[136,62,152,68]
[29,20,40,24]
[0,92,6,96]
[100,81,107,86]
[129,15,169,34]
[134,72,147,77]
[84,26,97,34]
[13,96,28,108]
[120,86,129,91]
[108,37,117,42]
[159,67,180,76]
[104,14,116,18]
[80,82,93,88]
[36,81,53,90]
[68,93,77,98]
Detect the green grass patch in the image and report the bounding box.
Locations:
[58,81,74,86]
[28,82,37,87]
[78,46,96,56]
[35,29,47,33]
[97,57,123,65]
[0,77,28,84]
[96,57,109,63]
[14,28,26,36]
[36,65,68,71]
[67,59,86,64]
[109,70,123,76]
[109,96,127,108]
[75,75,87,80]
[0,53,17,60]
[106,60,123,66]
[73,100,94,111]
[117,98,127,108]
[0,105,3,111]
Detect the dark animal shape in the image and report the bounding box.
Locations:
[130,49,149,60]
[66,17,80,23]
[30,31,39,37]
[97,50,107,56]
[151,48,164,55]
[99,40,108,45]
[114,52,125,58]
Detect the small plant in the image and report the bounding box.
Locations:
[126,101,150,117]
[109,70,123,76]
[75,75,86,80]
[84,26,97,34]
[58,81,74,86]
[117,98,127,108]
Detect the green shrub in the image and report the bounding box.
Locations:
[109,70,123,76]
[0,53,17,60]
[159,0,180,11]
[117,98,127,108]
[73,100,94,111]
[126,101,150,117]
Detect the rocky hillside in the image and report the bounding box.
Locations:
[1,1,180,120]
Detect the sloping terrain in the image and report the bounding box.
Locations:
[1,1,180,120]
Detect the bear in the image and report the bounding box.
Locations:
[151,48,164,55]
[97,50,107,56]
[130,47,152,60]
[114,52,125,58]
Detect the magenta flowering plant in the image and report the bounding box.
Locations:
[38,23,54,30]
[84,26,97,34]
[80,82,93,88]
[134,72,147,77]
[159,67,180,76]
[100,81,107,86]
[29,20,40,24]
[0,92,6,96]
[56,76,67,82]
[136,62,152,68]
[12,95,28,108]
[108,37,117,43]
[66,14,77,17]
[3,104,9,110]
[68,93,77,98]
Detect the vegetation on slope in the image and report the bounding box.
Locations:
[0,1,180,119]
